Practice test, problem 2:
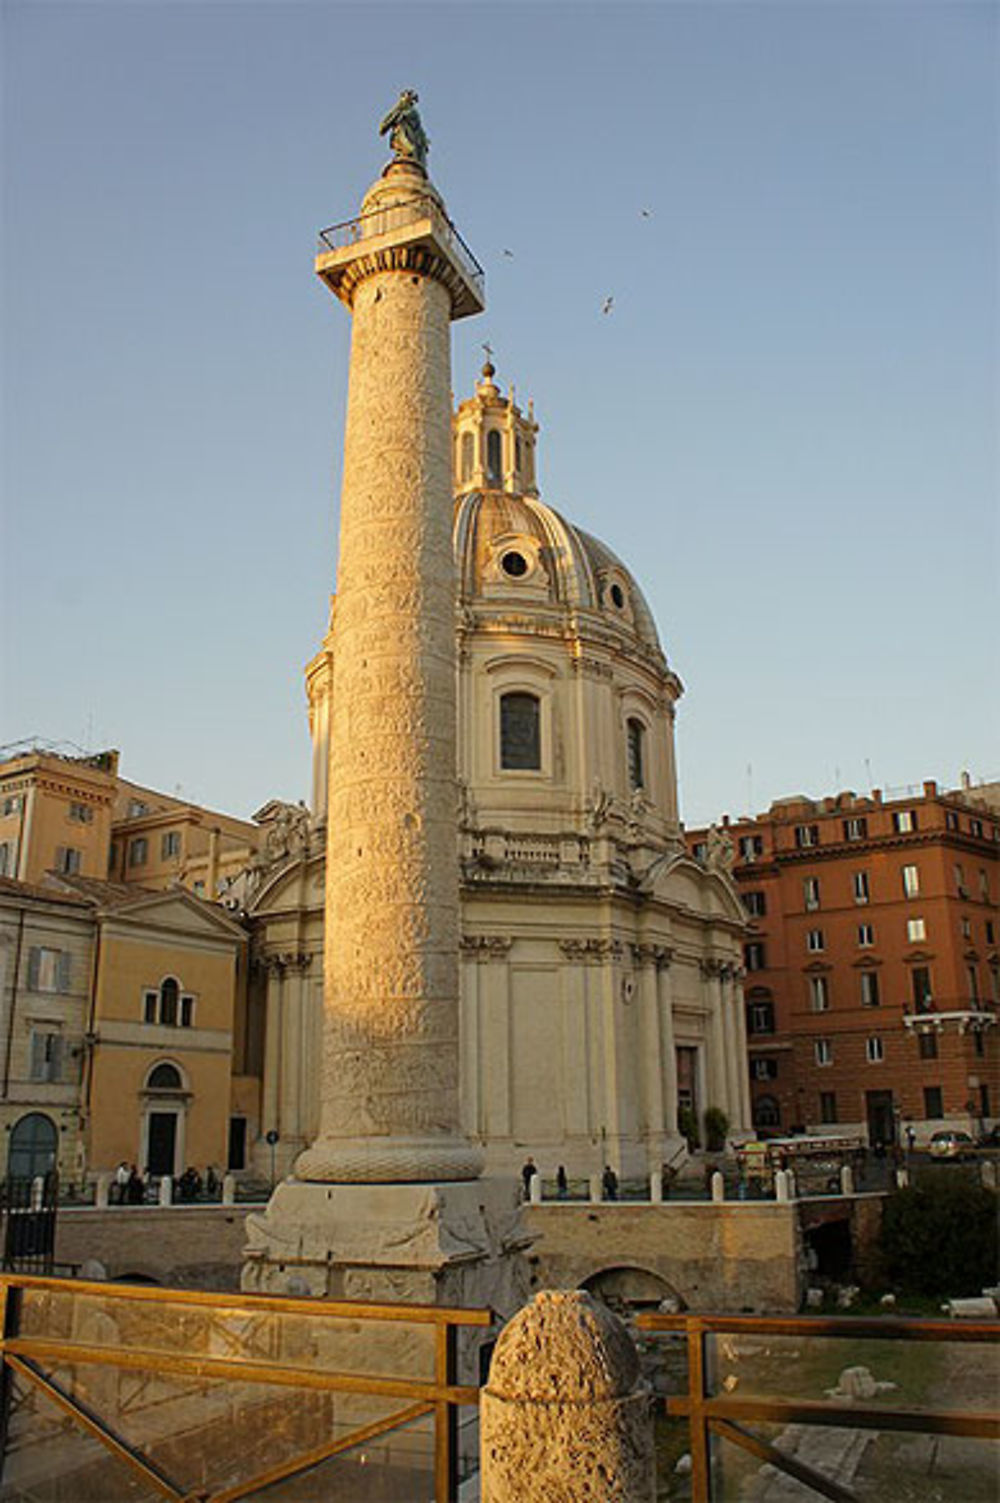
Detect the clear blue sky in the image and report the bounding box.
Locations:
[2,1,997,825]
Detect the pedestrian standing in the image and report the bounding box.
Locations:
[521,1157,536,1200]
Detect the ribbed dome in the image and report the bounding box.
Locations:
[453,490,663,653]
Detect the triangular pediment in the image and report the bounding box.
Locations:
[101,889,246,942]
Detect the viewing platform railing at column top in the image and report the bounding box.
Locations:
[317,194,485,303]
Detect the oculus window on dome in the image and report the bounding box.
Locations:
[500,692,541,771]
[501,550,528,579]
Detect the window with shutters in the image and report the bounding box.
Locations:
[866,1036,884,1063]
[29,1031,63,1083]
[815,1038,832,1066]
[911,967,933,1012]
[853,870,870,904]
[902,864,919,898]
[809,976,829,1012]
[747,1000,774,1034]
[857,923,875,947]
[743,891,767,917]
[55,846,81,874]
[0,842,11,877]
[129,837,148,867]
[744,942,767,972]
[906,917,926,943]
[28,948,70,994]
[795,824,819,849]
[843,817,868,841]
[739,835,764,861]
[918,1031,938,1060]
[923,1085,943,1118]
[861,971,881,1008]
[68,802,93,824]
[161,831,181,859]
[806,929,825,952]
[820,1091,838,1124]
[803,877,820,911]
[892,810,917,833]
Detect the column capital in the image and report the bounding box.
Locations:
[460,935,513,962]
[560,938,623,964]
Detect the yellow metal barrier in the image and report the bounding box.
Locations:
[636,1310,1000,1502]
[0,1274,493,1502]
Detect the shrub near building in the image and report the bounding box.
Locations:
[881,1179,998,1297]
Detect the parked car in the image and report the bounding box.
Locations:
[977,1125,1000,1149]
[928,1130,975,1160]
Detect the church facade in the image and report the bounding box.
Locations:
[242,363,749,1184]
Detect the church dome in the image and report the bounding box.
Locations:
[453,491,664,655]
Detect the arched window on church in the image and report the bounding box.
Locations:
[461,431,474,483]
[626,718,646,791]
[500,692,541,771]
[159,977,179,1027]
[486,429,503,485]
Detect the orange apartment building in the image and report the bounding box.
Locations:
[0,742,260,898]
[687,779,999,1146]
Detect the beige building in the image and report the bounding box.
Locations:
[0,742,261,900]
[0,747,119,886]
[0,872,247,1182]
[242,363,749,1183]
[0,877,94,1180]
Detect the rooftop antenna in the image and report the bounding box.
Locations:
[864,757,873,792]
[746,763,754,814]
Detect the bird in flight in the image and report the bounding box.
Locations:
[641,208,652,219]
[601,296,614,315]
[502,248,514,258]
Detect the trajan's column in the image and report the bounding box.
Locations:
[244,95,525,1309]
[296,91,481,1185]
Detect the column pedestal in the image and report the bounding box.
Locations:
[243,1179,530,1358]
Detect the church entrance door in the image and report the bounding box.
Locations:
[147,1113,178,1177]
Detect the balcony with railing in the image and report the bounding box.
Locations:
[317,195,485,312]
